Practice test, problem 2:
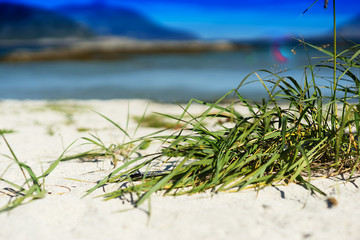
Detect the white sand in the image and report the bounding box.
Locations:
[0,99,359,240]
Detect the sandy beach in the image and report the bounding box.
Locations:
[0,99,359,240]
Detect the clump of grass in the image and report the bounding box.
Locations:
[133,113,184,129]
[60,110,158,167]
[85,39,360,206]
[82,1,360,207]
[0,134,73,212]
[43,101,88,125]
[46,125,55,136]
[81,134,137,167]
[45,101,87,114]
[77,127,92,132]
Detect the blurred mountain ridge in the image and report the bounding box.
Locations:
[0,1,196,41]
[56,2,197,40]
[337,14,360,40]
[0,1,358,42]
[0,2,93,40]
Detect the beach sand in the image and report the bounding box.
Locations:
[0,99,359,240]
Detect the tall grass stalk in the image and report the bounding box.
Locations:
[332,0,338,131]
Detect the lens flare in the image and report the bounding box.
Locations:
[271,42,287,63]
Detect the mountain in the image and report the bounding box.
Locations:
[282,14,360,46]
[57,2,196,40]
[0,2,93,40]
[338,14,360,40]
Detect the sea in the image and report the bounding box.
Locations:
[0,46,343,103]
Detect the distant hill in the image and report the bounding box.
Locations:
[57,2,196,40]
[279,14,360,46]
[338,14,360,40]
[0,2,93,40]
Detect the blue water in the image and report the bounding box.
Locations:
[0,49,343,102]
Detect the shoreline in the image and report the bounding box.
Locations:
[0,37,248,62]
[0,99,359,240]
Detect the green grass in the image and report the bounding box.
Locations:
[0,129,15,135]
[32,101,89,125]
[77,127,92,132]
[0,134,74,212]
[1,0,359,212]
[83,0,360,207]
[86,50,360,206]
[133,113,184,129]
[44,101,88,114]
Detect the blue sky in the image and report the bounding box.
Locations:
[2,0,360,39]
